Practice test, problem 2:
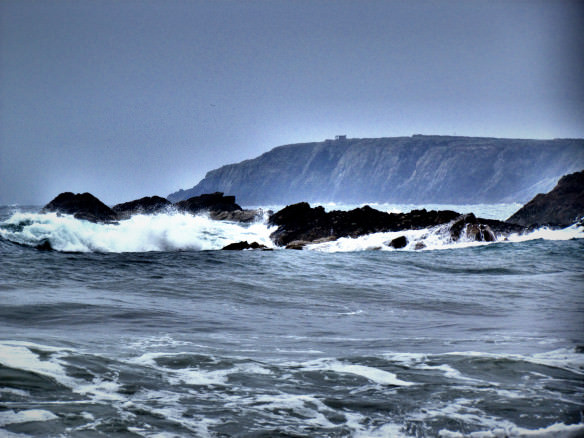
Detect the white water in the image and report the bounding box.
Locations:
[0,211,275,252]
[0,204,582,253]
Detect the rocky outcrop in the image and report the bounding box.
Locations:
[175,192,242,215]
[268,203,461,246]
[41,191,260,224]
[506,170,584,227]
[112,196,172,219]
[222,241,269,250]
[268,203,528,248]
[42,192,118,223]
[387,236,408,249]
[169,135,584,205]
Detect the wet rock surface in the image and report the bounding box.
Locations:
[42,192,118,223]
[506,170,584,227]
[112,196,172,219]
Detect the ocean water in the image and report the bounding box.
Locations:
[0,204,583,438]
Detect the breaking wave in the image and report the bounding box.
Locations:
[0,211,274,252]
[0,208,582,253]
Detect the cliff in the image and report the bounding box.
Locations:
[506,170,584,227]
[168,135,584,205]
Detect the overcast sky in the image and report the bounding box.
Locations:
[1,0,583,205]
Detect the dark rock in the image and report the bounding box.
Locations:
[414,242,426,250]
[388,236,408,249]
[175,192,242,216]
[450,213,514,242]
[112,196,172,219]
[222,241,267,250]
[35,239,53,251]
[42,192,118,223]
[285,240,312,250]
[268,203,460,247]
[210,209,261,223]
[506,170,584,227]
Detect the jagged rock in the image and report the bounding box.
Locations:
[222,241,268,250]
[450,213,518,242]
[175,192,242,216]
[414,242,426,250]
[506,170,584,227]
[268,202,460,247]
[112,196,172,219]
[210,209,261,223]
[285,240,312,250]
[42,192,118,223]
[387,236,408,249]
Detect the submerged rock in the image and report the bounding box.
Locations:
[387,235,408,249]
[112,196,172,219]
[42,192,118,223]
[222,241,269,250]
[507,170,584,227]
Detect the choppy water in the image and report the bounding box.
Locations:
[0,205,583,437]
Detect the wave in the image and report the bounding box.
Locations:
[1,340,582,437]
[0,211,274,253]
[305,222,584,253]
[1,209,582,253]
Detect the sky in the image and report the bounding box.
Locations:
[1,0,583,205]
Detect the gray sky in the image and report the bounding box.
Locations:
[1,0,583,205]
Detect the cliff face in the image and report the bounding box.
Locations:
[168,136,584,205]
[506,170,584,227]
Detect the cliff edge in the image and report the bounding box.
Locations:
[168,135,584,205]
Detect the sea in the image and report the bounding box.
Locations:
[0,202,583,438]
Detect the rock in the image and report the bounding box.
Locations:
[35,239,53,251]
[387,236,408,249]
[312,236,338,244]
[506,170,584,227]
[268,202,460,247]
[175,192,242,216]
[222,241,268,250]
[112,196,172,219]
[210,209,261,223]
[42,192,118,223]
[414,242,426,250]
[450,214,510,242]
[285,240,312,250]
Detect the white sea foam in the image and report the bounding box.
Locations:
[0,409,58,427]
[1,205,581,252]
[298,358,414,386]
[0,342,72,387]
[0,341,128,404]
[439,422,584,438]
[306,221,584,253]
[0,211,275,252]
[444,349,584,376]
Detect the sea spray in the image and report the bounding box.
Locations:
[0,211,275,252]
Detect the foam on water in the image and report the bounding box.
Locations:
[1,205,581,253]
[0,211,275,252]
[438,422,584,438]
[307,222,584,253]
[294,358,415,386]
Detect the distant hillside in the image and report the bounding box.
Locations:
[168,135,584,205]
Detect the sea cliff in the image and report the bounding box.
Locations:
[168,135,584,205]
